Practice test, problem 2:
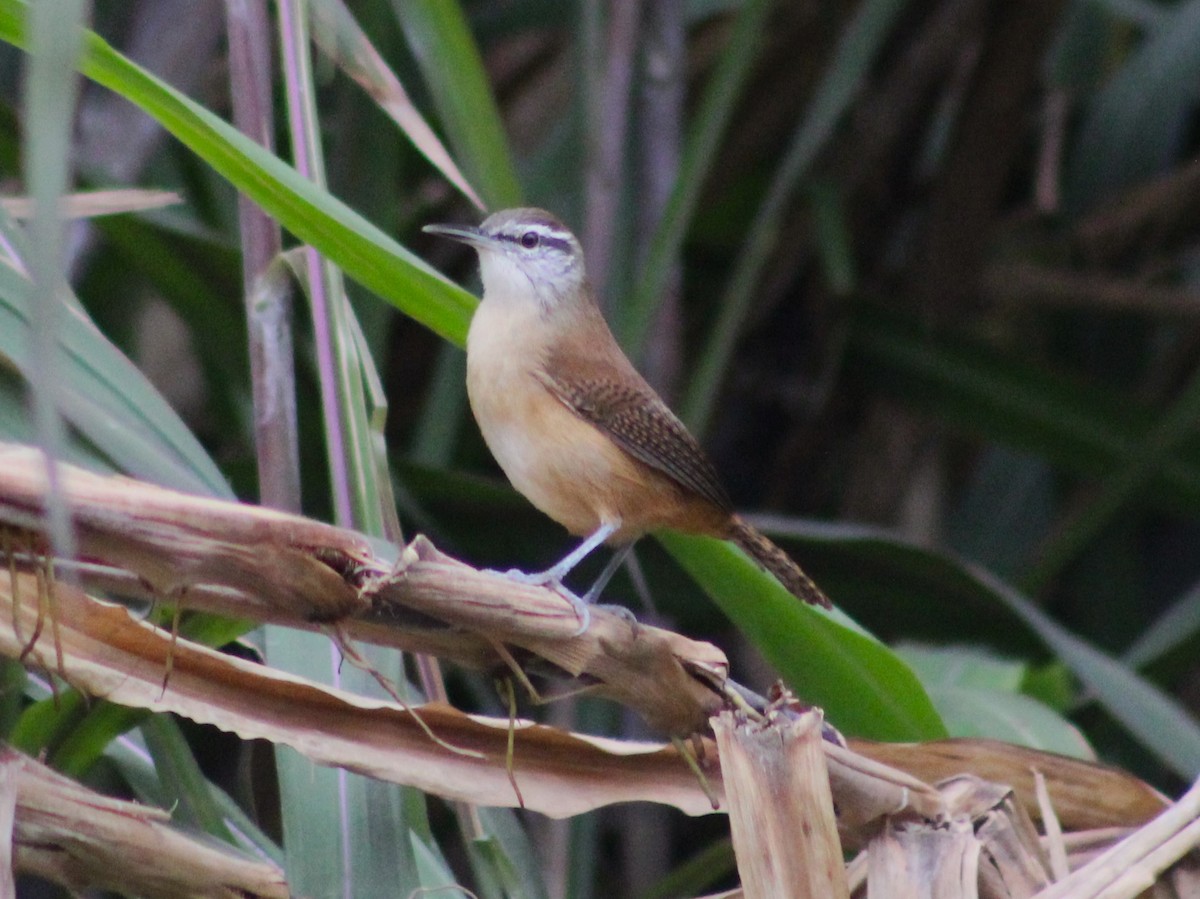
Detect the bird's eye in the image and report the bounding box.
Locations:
[519,231,540,249]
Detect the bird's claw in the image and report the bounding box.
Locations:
[597,602,639,637]
[485,566,591,635]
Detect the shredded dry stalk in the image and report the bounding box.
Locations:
[714,706,848,899]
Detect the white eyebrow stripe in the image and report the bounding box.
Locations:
[494,226,572,252]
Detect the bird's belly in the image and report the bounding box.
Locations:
[469,363,626,535]
[466,305,723,541]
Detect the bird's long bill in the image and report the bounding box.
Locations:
[422,222,492,249]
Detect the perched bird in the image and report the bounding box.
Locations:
[425,208,830,628]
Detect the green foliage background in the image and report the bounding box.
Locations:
[2,0,1200,895]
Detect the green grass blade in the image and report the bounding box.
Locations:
[20,0,86,567]
[656,530,945,741]
[265,626,429,897]
[278,0,384,534]
[106,728,284,865]
[469,807,551,899]
[140,714,236,843]
[0,221,230,496]
[0,0,476,347]
[680,0,911,434]
[973,562,1200,779]
[409,345,468,468]
[308,0,484,210]
[393,0,522,210]
[1121,581,1200,670]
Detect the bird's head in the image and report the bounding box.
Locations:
[424,207,586,311]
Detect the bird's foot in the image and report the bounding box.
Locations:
[596,602,639,636]
[485,567,591,636]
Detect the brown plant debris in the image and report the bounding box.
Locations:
[0,444,726,735]
[0,444,1191,897]
[0,746,287,898]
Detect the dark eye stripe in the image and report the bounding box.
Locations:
[495,231,571,253]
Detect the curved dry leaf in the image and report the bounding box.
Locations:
[0,445,728,735]
[0,570,719,818]
[857,738,1167,833]
[0,568,1167,844]
[0,446,1170,839]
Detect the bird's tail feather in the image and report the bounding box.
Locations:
[727,515,831,608]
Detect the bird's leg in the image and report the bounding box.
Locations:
[582,542,632,604]
[501,520,618,587]
[583,542,640,633]
[537,520,619,585]
[496,521,620,635]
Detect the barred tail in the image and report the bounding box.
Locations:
[727,515,831,609]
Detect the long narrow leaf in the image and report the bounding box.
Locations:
[0,221,230,496]
[656,530,946,741]
[0,0,477,347]
[751,514,1200,778]
[976,564,1200,780]
[308,0,484,210]
[393,0,522,210]
[680,0,911,434]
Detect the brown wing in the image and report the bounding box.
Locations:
[536,368,733,513]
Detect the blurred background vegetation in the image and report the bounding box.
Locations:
[2,0,1200,895]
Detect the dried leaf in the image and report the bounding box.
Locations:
[0,570,720,818]
[307,0,484,210]
[0,445,728,735]
[0,446,1171,844]
[714,709,848,898]
[857,738,1167,832]
[0,189,180,219]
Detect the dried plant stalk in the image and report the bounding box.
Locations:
[713,708,848,899]
[0,442,1193,899]
[1,747,287,897]
[866,817,980,899]
[1034,774,1200,899]
[0,445,727,735]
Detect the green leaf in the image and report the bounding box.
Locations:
[308,0,485,209]
[106,727,284,865]
[469,806,551,899]
[0,216,230,496]
[928,686,1092,757]
[1121,581,1200,670]
[971,562,1200,779]
[393,0,522,210]
[656,530,946,741]
[897,644,1092,757]
[0,0,477,347]
[899,642,1027,692]
[140,715,236,843]
[9,689,88,760]
[0,368,115,475]
[848,306,1200,515]
[740,513,1200,774]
